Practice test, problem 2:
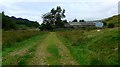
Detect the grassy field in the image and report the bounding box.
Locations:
[2,28,119,65]
[2,30,48,56]
[2,30,46,49]
[56,28,119,65]
[2,31,48,65]
[2,32,78,65]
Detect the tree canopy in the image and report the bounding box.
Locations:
[39,6,66,31]
[79,20,85,22]
[72,18,78,22]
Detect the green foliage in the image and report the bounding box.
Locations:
[62,20,68,23]
[72,18,78,22]
[2,33,47,65]
[2,30,45,49]
[40,6,66,31]
[0,13,1,30]
[79,20,85,22]
[2,12,16,30]
[108,23,115,28]
[103,14,120,27]
[2,12,40,30]
[56,28,118,65]
[103,21,107,26]
[39,22,53,31]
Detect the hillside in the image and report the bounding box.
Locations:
[102,14,120,27]
[1,12,40,30]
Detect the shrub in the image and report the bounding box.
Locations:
[108,23,114,28]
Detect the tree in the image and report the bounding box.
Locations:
[62,20,68,23]
[2,11,16,30]
[72,18,78,22]
[2,11,40,30]
[79,19,85,22]
[102,21,107,26]
[0,13,1,29]
[41,6,66,30]
[39,23,46,31]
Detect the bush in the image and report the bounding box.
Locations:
[108,23,114,28]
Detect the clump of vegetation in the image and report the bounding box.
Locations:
[39,6,66,31]
[2,30,45,49]
[2,12,40,30]
[103,14,120,27]
[56,28,119,65]
[108,23,115,28]
[72,18,78,22]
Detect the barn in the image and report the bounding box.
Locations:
[64,22,103,28]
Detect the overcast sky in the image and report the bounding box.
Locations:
[0,0,119,24]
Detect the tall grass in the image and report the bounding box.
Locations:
[2,30,46,49]
[2,32,47,65]
[56,28,119,65]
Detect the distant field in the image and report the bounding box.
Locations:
[56,28,119,65]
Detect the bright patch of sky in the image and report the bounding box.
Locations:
[0,0,119,24]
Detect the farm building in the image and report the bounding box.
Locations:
[64,22,103,28]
